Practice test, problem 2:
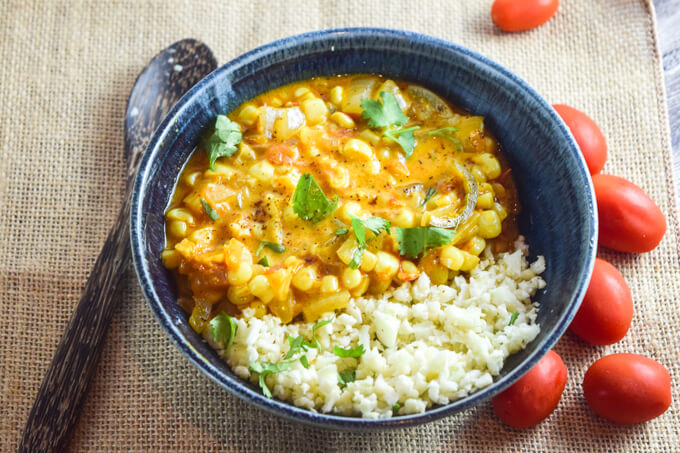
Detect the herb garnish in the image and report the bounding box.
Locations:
[360,92,408,128]
[200,198,219,221]
[283,335,305,360]
[383,125,420,158]
[420,187,436,208]
[309,317,333,350]
[337,369,356,387]
[508,311,520,326]
[395,226,457,259]
[428,126,462,151]
[208,312,237,351]
[257,256,270,267]
[249,361,295,398]
[203,115,242,170]
[392,403,401,413]
[335,227,349,236]
[256,241,285,255]
[292,173,338,224]
[348,215,391,269]
[333,344,366,358]
[361,92,419,158]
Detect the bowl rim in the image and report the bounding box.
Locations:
[130,27,597,430]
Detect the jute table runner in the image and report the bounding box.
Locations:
[1,1,678,451]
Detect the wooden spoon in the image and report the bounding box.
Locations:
[20,39,217,453]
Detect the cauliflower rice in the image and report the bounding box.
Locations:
[209,240,546,418]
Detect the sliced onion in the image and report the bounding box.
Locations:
[428,162,478,229]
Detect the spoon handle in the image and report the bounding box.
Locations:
[19,39,217,453]
[19,203,133,453]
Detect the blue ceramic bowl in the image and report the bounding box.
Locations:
[130,28,597,430]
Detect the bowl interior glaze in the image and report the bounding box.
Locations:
[130,28,596,430]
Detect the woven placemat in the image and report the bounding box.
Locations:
[1,1,678,451]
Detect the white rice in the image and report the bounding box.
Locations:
[209,238,546,418]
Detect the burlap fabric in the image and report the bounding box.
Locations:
[1,1,678,451]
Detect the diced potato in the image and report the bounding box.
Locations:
[302,290,351,322]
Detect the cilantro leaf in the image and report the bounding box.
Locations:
[333,344,366,358]
[360,92,408,128]
[420,187,436,208]
[257,256,270,267]
[393,403,401,412]
[256,241,285,255]
[348,244,367,270]
[384,126,420,158]
[292,174,338,224]
[200,198,219,221]
[335,227,349,236]
[348,215,391,269]
[249,360,295,398]
[428,126,462,151]
[209,312,237,351]
[337,369,356,387]
[203,115,242,170]
[508,311,520,326]
[396,226,456,259]
[284,335,304,360]
[300,355,309,369]
[309,317,333,350]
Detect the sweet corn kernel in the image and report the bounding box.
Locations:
[341,268,363,289]
[248,160,275,183]
[321,275,340,293]
[359,250,377,272]
[392,208,415,228]
[167,208,195,224]
[342,138,373,161]
[465,236,487,256]
[494,202,508,221]
[249,275,274,304]
[292,267,317,291]
[168,220,187,237]
[475,153,502,180]
[359,129,381,145]
[460,251,480,271]
[238,104,259,126]
[471,166,486,182]
[374,251,400,280]
[270,97,283,107]
[330,111,356,128]
[327,165,350,190]
[484,136,497,153]
[182,171,202,187]
[161,249,181,269]
[227,285,254,306]
[248,301,268,318]
[400,260,419,275]
[189,227,217,244]
[294,87,310,98]
[440,245,464,271]
[478,210,502,239]
[330,86,343,105]
[476,192,495,209]
[228,262,253,286]
[491,183,506,198]
[350,276,370,297]
[302,98,328,125]
[340,201,363,223]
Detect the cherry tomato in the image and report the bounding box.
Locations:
[583,353,672,424]
[569,258,633,345]
[593,174,666,253]
[491,0,559,32]
[492,350,567,428]
[553,104,607,174]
